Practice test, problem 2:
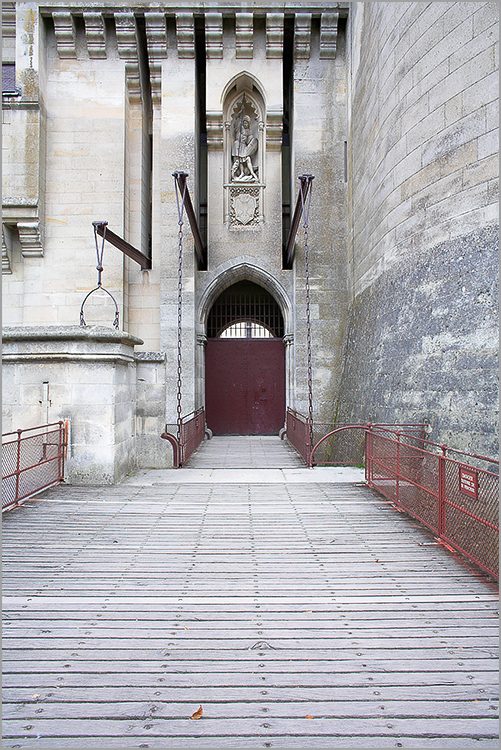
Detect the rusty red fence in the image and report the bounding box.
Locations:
[180,408,206,465]
[2,422,66,510]
[286,408,311,465]
[286,409,427,467]
[161,408,206,467]
[308,424,498,581]
[366,428,499,580]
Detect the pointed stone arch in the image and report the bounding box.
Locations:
[199,262,292,337]
[221,71,266,112]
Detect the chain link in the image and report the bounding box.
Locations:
[173,174,187,444]
[176,218,183,443]
[300,176,314,452]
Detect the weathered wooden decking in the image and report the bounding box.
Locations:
[2,440,499,748]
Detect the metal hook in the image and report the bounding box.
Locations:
[79,221,120,329]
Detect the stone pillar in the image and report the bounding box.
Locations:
[2,326,142,484]
[292,16,348,422]
[2,1,46,258]
[159,26,197,424]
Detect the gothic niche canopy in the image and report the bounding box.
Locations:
[224,85,265,229]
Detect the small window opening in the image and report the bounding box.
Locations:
[220,322,273,339]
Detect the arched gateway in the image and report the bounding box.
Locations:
[205,281,286,435]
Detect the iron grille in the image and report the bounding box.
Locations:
[207,281,284,338]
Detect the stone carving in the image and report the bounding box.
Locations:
[18,221,43,258]
[205,13,223,59]
[235,13,253,58]
[320,12,339,59]
[266,13,283,58]
[2,225,12,274]
[145,12,168,105]
[115,13,141,104]
[230,95,259,183]
[52,12,77,58]
[176,13,195,58]
[230,187,259,227]
[83,12,107,59]
[295,14,312,59]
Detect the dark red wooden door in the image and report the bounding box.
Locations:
[205,339,285,435]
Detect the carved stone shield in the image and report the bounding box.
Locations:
[232,192,257,225]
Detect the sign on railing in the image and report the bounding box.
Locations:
[300,420,498,581]
[2,422,67,510]
[366,429,499,580]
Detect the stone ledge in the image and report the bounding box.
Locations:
[2,325,144,347]
[135,351,165,362]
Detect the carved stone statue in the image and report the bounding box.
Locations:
[230,96,259,182]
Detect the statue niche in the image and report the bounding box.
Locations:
[223,78,265,229]
[230,95,259,183]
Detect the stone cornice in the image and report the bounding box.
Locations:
[38,4,349,15]
[41,5,343,64]
[2,325,144,347]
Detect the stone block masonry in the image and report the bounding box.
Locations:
[2,327,145,483]
[342,2,499,459]
[336,225,498,458]
[349,2,499,298]
[1,2,498,480]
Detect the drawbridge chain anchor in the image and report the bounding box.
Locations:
[79,221,120,329]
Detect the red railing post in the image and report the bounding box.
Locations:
[306,417,313,469]
[366,424,373,486]
[438,444,447,538]
[395,431,401,506]
[58,421,64,481]
[14,429,22,504]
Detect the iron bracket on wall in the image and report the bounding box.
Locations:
[172,171,207,271]
[95,222,152,270]
[283,174,314,269]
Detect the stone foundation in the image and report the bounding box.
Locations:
[2,326,153,483]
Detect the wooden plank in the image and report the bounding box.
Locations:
[3,671,498,688]
[3,657,496,673]
[3,646,497,661]
[2,475,498,748]
[5,622,498,636]
[4,684,498,704]
[1,736,499,749]
[2,716,498,737]
[3,699,498,720]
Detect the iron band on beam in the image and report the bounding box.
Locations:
[95,222,152,270]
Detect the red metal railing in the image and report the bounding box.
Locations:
[2,422,67,510]
[161,408,206,468]
[286,409,427,468]
[180,408,205,465]
[310,425,499,581]
[286,408,312,465]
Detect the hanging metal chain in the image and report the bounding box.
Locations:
[173,173,188,443]
[79,221,119,329]
[299,175,314,451]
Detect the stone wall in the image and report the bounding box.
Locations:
[135,353,170,468]
[337,2,499,456]
[337,226,498,456]
[2,327,143,483]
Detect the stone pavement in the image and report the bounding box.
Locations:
[2,438,499,748]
